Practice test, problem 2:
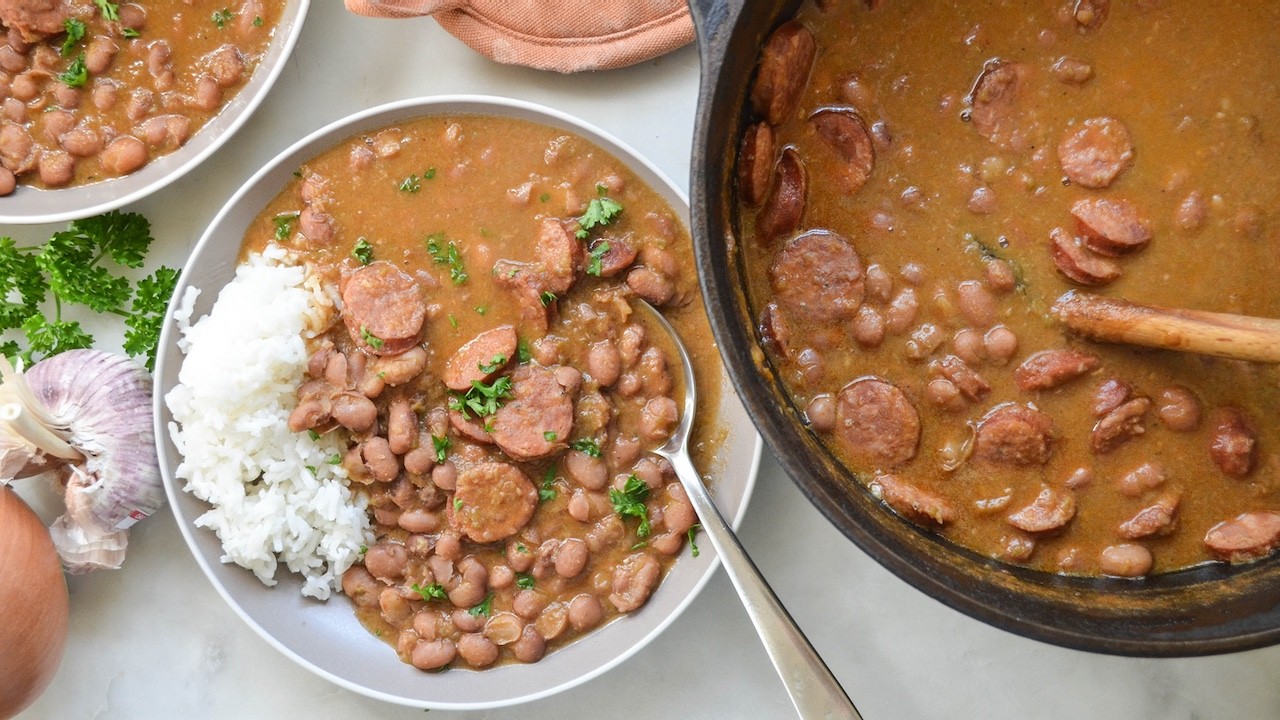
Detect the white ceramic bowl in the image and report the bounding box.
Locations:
[0,0,310,225]
[153,95,762,710]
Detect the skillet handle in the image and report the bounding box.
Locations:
[688,0,746,77]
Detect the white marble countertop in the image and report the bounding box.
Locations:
[9,4,1280,719]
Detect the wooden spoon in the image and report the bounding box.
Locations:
[1052,290,1280,363]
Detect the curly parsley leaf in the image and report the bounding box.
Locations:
[273,212,298,242]
[123,266,180,371]
[411,582,448,601]
[539,466,557,502]
[22,315,93,360]
[351,237,373,265]
[688,523,702,558]
[610,474,651,537]
[359,326,384,350]
[448,375,512,420]
[58,54,88,88]
[570,438,601,457]
[477,353,506,374]
[586,240,610,276]
[212,8,234,28]
[61,18,86,55]
[94,0,120,21]
[425,233,467,285]
[468,593,495,618]
[575,185,623,239]
[431,434,451,464]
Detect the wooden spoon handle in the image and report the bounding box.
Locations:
[1051,290,1280,363]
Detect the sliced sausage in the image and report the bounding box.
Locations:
[1204,512,1280,563]
[1050,226,1121,286]
[1013,349,1100,391]
[1007,486,1076,533]
[489,365,574,461]
[833,377,920,469]
[809,107,875,194]
[1208,407,1258,477]
[968,60,1029,147]
[1071,197,1152,256]
[768,229,864,323]
[0,0,73,41]
[974,403,1054,466]
[1058,117,1134,189]
[443,325,517,392]
[1092,378,1132,418]
[931,355,990,401]
[868,474,956,526]
[341,262,427,355]
[536,218,582,294]
[750,21,816,126]
[1117,492,1179,539]
[1091,397,1150,454]
[449,462,538,543]
[589,235,637,278]
[758,302,793,358]
[756,148,807,243]
[737,121,775,207]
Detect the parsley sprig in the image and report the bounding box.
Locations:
[411,582,447,601]
[610,474,651,537]
[212,8,234,28]
[94,0,120,21]
[570,438,601,457]
[431,434,451,463]
[448,375,512,419]
[61,18,86,55]
[0,211,179,370]
[351,238,373,265]
[586,240,611,276]
[575,185,623,239]
[58,54,88,88]
[426,233,467,285]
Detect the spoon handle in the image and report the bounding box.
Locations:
[667,450,863,720]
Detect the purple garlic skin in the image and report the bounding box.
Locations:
[26,350,164,574]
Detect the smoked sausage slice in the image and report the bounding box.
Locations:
[809,107,875,194]
[974,403,1054,466]
[737,122,776,207]
[768,229,865,323]
[443,325,517,392]
[1208,407,1258,477]
[750,21,817,126]
[1050,227,1121,286]
[450,462,538,543]
[1204,512,1280,563]
[869,473,956,526]
[341,261,427,355]
[1014,349,1100,391]
[1058,117,1134,188]
[833,377,920,469]
[756,148,807,243]
[489,365,575,461]
[1071,197,1152,256]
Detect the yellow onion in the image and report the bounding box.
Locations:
[0,485,69,719]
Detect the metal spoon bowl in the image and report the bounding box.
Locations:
[635,299,863,720]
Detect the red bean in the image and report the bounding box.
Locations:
[411,638,456,670]
[1156,385,1201,432]
[565,450,607,491]
[985,259,1017,293]
[194,74,221,111]
[0,167,14,196]
[804,394,836,431]
[1098,544,1152,577]
[340,566,381,608]
[456,633,499,668]
[639,396,678,441]
[380,587,413,624]
[568,593,604,631]
[100,135,147,175]
[864,263,893,302]
[952,328,985,365]
[982,325,1018,363]
[510,624,547,663]
[332,392,377,432]
[884,288,919,335]
[60,125,103,157]
[609,552,661,612]
[851,305,886,348]
[37,150,74,187]
[364,543,408,582]
[587,341,621,386]
[85,36,118,74]
[387,399,417,455]
[554,538,589,578]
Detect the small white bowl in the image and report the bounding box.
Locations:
[0,0,310,225]
[153,95,762,710]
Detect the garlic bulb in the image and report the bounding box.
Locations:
[0,350,164,574]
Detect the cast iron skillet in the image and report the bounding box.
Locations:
[685,0,1280,656]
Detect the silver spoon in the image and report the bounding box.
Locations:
[636,300,863,720]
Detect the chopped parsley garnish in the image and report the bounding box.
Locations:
[306,429,320,441]
[474,305,487,316]
[305,465,317,475]
[516,340,532,364]
[0,211,177,369]
[570,438,601,457]
[610,474,651,537]
[360,325,384,349]
[94,0,120,21]
[515,574,535,590]
[351,237,373,265]
[539,466,557,502]
[477,353,506,374]
[448,375,513,419]
[121,27,139,38]
[358,544,368,555]
[61,18,86,55]
[539,291,557,307]
[411,582,448,601]
[211,8,234,28]
[543,431,558,442]
[586,241,611,276]
[326,453,342,465]
[431,434,451,463]
[575,185,623,239]
[272,212,297,241]
[453,497,463,511]
[538,193,551,203]
[468,593,495,617]
[424,167,437,179]
[399,174,421,193]
[252,15,263,27]
[447,314,459,329]
[57,54,87,88]
[688,524,702,558]
[425,233,467,284]
[515,543,528,554]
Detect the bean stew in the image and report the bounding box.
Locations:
[243,114,724,671]
[0,0,282,195]
[739,1,1280,577]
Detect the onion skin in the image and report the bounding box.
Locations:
[0,486,69,719]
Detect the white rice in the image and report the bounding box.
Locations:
[165,245,371,600]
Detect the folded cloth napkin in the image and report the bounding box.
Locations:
[344,0,695,73]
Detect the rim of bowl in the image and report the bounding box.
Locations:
[0,0,311,225]
[154,94,763,709]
